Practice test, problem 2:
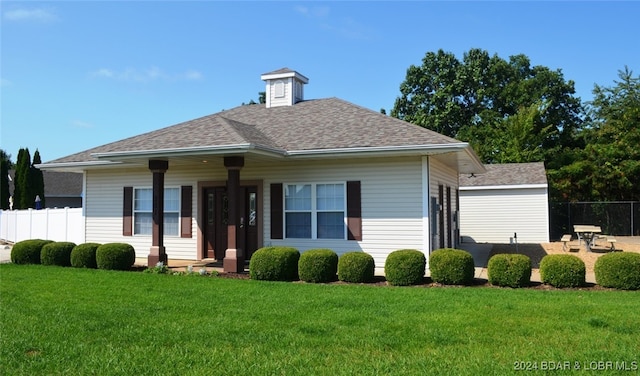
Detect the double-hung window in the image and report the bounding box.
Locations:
[284,183,345,239]
[133,187,180,236]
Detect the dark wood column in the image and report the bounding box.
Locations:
[223,156,244,272]
[148,159,169,266]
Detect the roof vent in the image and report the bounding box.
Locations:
[260,68,309,108]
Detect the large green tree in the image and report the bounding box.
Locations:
[31,150,45,208]
[549,67,640,201]
[391,49,584,165]
[0,150,11,210]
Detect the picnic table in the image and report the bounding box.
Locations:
[573,225,602,252]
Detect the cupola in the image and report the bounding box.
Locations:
[260,68,309,108]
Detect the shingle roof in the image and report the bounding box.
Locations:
[459,162,547,187]
[46,98,463,165]
[8,170,82,196]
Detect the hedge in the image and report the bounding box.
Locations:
[384,249,426,286]
[10,239,53,265]
[249,246,300,281]
[338,252,375,283]
[540,254,585,288]
[487,253,531,288]
[41,241,77,267]
[95,243,136,271]
[594,252,640,290]
[71,243,101,269]
[429,248,475,286]
[298,249,339,283]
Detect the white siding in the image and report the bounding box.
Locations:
[459,186,549,243]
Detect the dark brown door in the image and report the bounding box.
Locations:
[203,186,259,261]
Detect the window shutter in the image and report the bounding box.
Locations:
[346,181,362,241]
[123,186,133,236]
[270,183,283,239]
[181,186,192,238]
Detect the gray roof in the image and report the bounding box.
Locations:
[459,162,547,187]
[45,98,466,165]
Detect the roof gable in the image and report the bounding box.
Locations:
[459,162,547,187]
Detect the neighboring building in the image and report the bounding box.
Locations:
[39,68,485,272]
[459,162,549,244]
[8,170,82,209]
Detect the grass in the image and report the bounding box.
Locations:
[1,264,639,375]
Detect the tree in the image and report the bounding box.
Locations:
[0,150,11,210]
[31,150,45,208]
[550,67,640,201]
[391,48,584,165]
[14,148,33,209]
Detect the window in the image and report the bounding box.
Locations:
[284,183,345,239]
[133,187,180,236]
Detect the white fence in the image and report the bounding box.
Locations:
[0,208,85,244]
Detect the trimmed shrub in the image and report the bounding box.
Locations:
[384,249,426,286]
[488,253,531,288]
[96,243,136,271]
[540,254,585,288]
[41,241,76,267]
[298,249,339,283]
[10,239,53,264]
[595,252,640,290]
[429,248,475,285]
[71,243,101,269]
[338,252,375,283]
[249,246,300,281]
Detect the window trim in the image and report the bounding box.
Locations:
[132,186,181,237]
[283,182,347,240]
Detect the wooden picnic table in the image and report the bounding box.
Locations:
[573,225,602,252]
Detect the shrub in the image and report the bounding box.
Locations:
[338,252,375,283]
[298,249,339,283]
[71,243,101,268]
[384,249,426,286]
[429,248,475,285]
[595,252,640,290]
[41,241,76,267]
[540,254,585,288]
[249,246,300,281]
[96,243,136,271]
[10,239,53,265]
[487,253,531,288]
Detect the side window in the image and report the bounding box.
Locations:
[283,183,345,239]
[133,187,180,236]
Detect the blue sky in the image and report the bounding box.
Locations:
[2,1,639,162]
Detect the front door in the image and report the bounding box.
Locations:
[203,186,259,261]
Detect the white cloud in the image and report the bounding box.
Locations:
[295,5,330,19]
[91,67,203,83]
[4,8,57,22]
[71,120,94,129]
[0,78,12,87]
[294,5,370,40]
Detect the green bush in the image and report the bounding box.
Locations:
[384,249,426,286]
[249,246,300,281]
[41,241,76,267]
[540,254,585,288]
[487,253,531,288]
[96,243,136,271]
[338,252,375,283]
[71,243,101,268]
[10,239,53,264]
[595,252,640,290]
[429,248,475,285]
[298,249,339,283]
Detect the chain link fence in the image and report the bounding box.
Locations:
[549,201,640,240]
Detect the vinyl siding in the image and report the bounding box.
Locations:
[459,186,550,243]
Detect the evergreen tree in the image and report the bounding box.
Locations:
[15,148,33,209]
[31,150,45,208]
[0,150,11,210]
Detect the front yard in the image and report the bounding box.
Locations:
[1,264,638,375]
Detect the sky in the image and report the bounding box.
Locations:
[1,1,639,163]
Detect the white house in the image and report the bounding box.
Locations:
[38,68,485,272]
[459,162,549,244]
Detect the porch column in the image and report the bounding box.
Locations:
[223,156,244,272]
[148,159,169,266]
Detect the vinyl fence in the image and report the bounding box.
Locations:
[550,201,640,240]
[0,208,85,244]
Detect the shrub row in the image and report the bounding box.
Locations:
[10,240,135,271]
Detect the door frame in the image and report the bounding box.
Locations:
[197,180,263,260]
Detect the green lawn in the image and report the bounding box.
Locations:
[1,264,639,375]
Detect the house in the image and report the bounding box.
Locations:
[38,68,485,272]
[458,162,549,244]
[8,170,83,209]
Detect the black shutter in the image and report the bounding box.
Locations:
[181,186,192,238]
[270,183,283,239]
[346,181,362,241]
[123,187,133,236]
